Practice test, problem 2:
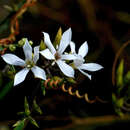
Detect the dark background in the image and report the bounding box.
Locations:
[0,0,130,129]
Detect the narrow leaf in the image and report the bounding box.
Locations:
[41,80,46,96]
[28,116,39,128]
[112,93,117,105]
[24,97,31,116]
[124,71,130,84]
[117,98,124,108]
[13,119,25,130]
[40,40,46,50]
[33,99,42,115]
[53,27,62,48]
[116,59,124,87]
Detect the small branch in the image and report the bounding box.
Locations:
[0,0,36,46]
[42,115,130,130]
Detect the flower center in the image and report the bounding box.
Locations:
[74,55,84,67]
[54,52,61,60]
[26,60,34,69]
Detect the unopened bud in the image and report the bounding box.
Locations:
[29,40,33,46]
[18,38,27,47]
[9,44,16,51]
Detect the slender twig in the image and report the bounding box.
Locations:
[0,0,36,46]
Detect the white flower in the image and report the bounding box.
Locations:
[40,28,76,78]
[70,41,103,79]
[2,39,46,86]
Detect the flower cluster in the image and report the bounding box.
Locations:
[1,28,103,86]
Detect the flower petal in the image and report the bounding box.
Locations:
[58,28,72,54]
[61,54,77,60]
[56,60,74,78]
[43,32,56,55]
[33,46,39,64]
[78,69,91,80]
[79,63,103,72]
[23,39,32,60]
[78,41,88,58]
[14,68,29,86]
[2,54,25,66]
[31,66,46,80]
[40,49,55,60]
[70,41,76,54]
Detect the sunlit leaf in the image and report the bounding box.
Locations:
[112,93,117,105]
[117,98,124,108]
[40,40,46,50]
[13,119,26,130]
[116,59,124,87]
[24,97,31,116]
[28,116,39,128]
[66,77,76,84]
[33,99,42,115]
[53,27,62,48]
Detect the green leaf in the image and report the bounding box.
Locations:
[116,11,130,24]
[41,80,46,96]
[116,59,124,87]
[24,97,31,116]
[115,109,124,117]
[53,76,62,81]
[28,116,39,128]
[117,98,124,108]
[0,80,13,100]
[33,99,42,115]
[124,71,130,84]
[13,119,25,130]
[66,78,76,84]
[17,111,25,116]
[40,40,46,50]
[53,27,62,48]
[112,93,117,105]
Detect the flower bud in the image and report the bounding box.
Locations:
[9,44,16,51]
[29,40,33,46]
[18,38,27,47]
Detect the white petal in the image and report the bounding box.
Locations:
[40,49,55,60]
[2,54,25,66]
[70,41,76,54]
[23,39,32,60]
[31,66,46,80]
[79,63,103,72]
[58,28,72,54]
[78,41,88,58]
[43,32,56,55]
[14,68,29,86]
[33,46,39,63]
[56,60,74,78]
[61,54,77,60]
[78,69,91,80]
